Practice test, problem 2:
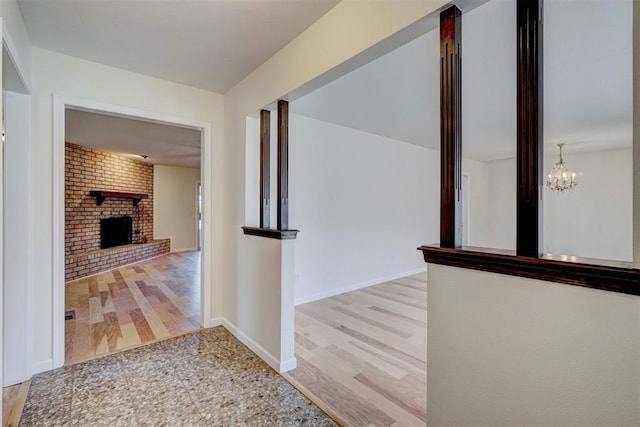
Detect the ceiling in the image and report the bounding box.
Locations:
[18,0,339,93]
[65,109,202,168]
[25,0,338,165]
[23,0,632,163]
[292,0,633,161]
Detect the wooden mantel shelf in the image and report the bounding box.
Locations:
[89,190,149,206]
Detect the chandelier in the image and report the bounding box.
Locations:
[545,143,577,192]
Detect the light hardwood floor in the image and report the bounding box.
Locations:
[284,273,427,427]
[65,251,201,365]
[2,381,29,427]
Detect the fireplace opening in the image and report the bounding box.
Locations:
[100,216,132,249]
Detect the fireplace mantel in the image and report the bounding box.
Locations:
[89,190,149,206]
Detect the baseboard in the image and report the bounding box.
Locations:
[279,357,297,372]
[171,247,198,253]
[32,359,53,375]
[294,266,428,306]
[206,317,223,328]
[221,319,286,373]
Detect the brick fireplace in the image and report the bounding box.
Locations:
[65,142,170,282]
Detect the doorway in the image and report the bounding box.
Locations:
[52,97,213,368]
[63,108,204,364]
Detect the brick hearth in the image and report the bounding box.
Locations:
[65,239,170,282]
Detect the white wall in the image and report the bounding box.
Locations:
[244,116,260,226]
[461,157,516,251]
[634,0,640,265]
[0,21,4,420]
[462,0,516,162]
[427,264,640,426]
[544,148,633,261]
[223,235,285,369]
[289,114,436,305]
[31,48,224,372]
[471,149,633,261]
[154,165,201,252]
[462,158,489,248]
[224,0,449,371]
[486,158,517,250]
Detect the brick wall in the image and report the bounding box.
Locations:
[65,142,154,257]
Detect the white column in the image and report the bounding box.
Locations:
[3,90,31,385]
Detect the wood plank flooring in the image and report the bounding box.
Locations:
[2,381,30,427]
[65,251,201,365]
[284,273,427,427]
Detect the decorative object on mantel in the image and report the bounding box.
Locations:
[89,190,149,206]
[545,143,577,192]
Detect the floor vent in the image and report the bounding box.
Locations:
[65,310,76,321]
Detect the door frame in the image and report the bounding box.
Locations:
[195,180,202,251]
[52,96,213,368]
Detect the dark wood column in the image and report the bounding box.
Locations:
[242,100,298,240]
[259,109,270,228]
[516,0,543,257]
[440,5,462,248]
[277,100,289,230]
[420,0,640,297]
